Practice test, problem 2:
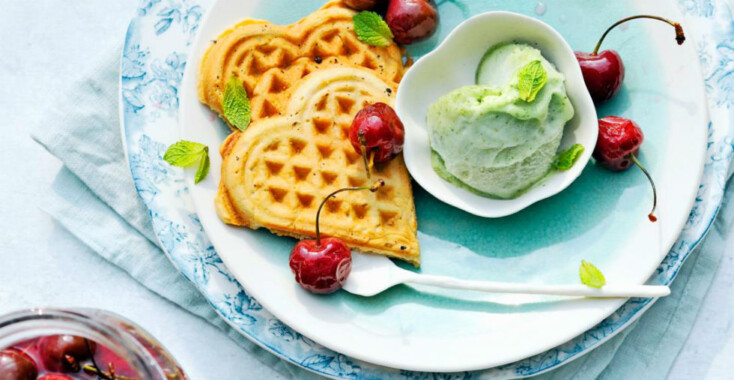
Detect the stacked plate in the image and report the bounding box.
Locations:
[120,0,734,378]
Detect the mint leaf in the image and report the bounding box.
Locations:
[164,141,211,183]
[353,11,393,47]
[223,75,251,131]
[579,260,606,289]
[164,141,207,167]
[194,148,210,184]
[517,60,548,102]
[553,144,585,171]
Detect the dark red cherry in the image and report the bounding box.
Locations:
[593,116,643,171]
[290,237,352,294]
[0,349,38,380]
[38,335,96,373]
[37,374,75,380]
[385,0,438,45]
[349,102,405,176]
[344,0,386,10]
[576,15,685,103]
[594,116,657,221]
[576,50,625,103]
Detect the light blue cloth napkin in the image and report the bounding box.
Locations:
[33,48,731,380]
[32,50,320,380]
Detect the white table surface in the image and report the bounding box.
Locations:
[0,1,732,379]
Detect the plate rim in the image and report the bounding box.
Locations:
[180,0,707,369]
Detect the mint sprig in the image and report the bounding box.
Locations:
[164,141,210,184]
[553,144,585,171]
[517,60,548,102]
[579,260,606,289]
[223,75,251,131]
[353,11,393,47]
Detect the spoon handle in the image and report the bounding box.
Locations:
[404,274,670,298]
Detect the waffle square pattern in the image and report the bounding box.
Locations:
[198,1,407,126]
[216,67,420,265]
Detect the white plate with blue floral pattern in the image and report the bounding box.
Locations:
[121,0,734,377]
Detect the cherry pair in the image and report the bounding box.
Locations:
[579,15,685,222]
[290,101,404,294]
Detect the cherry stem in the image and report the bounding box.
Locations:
[629,154,658,222]
[84,339,111,380]
[358,130,371,179]
[108,363,117,379]
[592,15,686,55]
[83,365,137,380]
[314,180,385,246]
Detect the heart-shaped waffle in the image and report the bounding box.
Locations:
[216,67,420,266]
[198,0,407,124]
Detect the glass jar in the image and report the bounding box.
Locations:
[0,308,187,380]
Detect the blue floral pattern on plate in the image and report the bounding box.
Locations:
[120,0,734,378]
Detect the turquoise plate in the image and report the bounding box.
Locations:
[121,0,734,377]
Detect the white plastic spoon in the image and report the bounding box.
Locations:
[342,252,670,298]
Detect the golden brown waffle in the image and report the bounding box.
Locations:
[215,67,420,266]
[198,1,407,124]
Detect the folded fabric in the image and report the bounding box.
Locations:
[32,49,321,380]
[33,45,729,380]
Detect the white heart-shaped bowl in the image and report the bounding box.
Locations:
[396,11,598,218]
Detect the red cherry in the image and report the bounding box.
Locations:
[594,116,658,221]
[289,180,385,294]
[576,50,625,103]
[593,116,643,171]
[385,0,438,45]
[290,238,352,294]
[576,15,685,103]
[349,103,405,178]
[37,374,75,380]
[344,0,385,10]
[38,335,96,373]
[0,349,38,380]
